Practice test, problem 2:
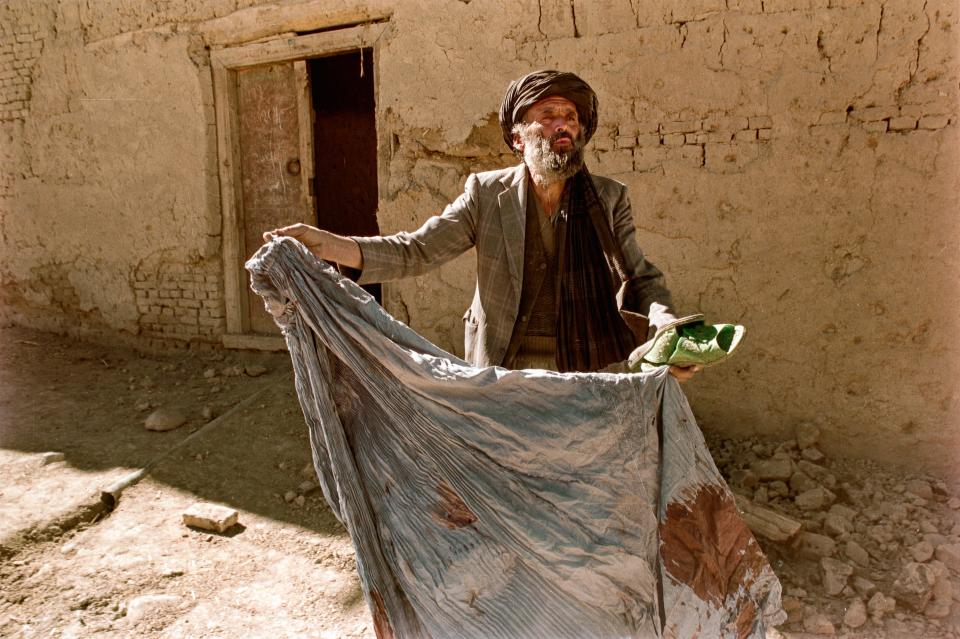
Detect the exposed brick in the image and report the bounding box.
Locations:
[685,133,706,145]
[636,133,661,147]
[615,135,636,149]
[179,298,200,309]
[15,33,33,43]
[758,128,773,140]
[749,115,772,129]
[704,115,748,132]
[660,120,701,135]
[918,115,950,130]
[851,106,896,122]
[817,111,847,125]
[734,129,757,142]
[591,136,615,152]
[888,116,917,131]
[662,133,685,146]
[634,120,660,134]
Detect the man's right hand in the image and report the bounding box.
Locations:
[262,224,363,269]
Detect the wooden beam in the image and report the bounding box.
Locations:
[198,0,393,47]
[294,60,316,225]
[211,22,389,69]
[733,494,802,542]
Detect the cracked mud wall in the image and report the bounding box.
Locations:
[0,0,957,476]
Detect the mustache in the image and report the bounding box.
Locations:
[551,131,574,143]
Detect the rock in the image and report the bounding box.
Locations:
[768,480,789,498]
[911,540,935,563]
[868,591,896,620]
[801,447,825,463]
[822,557,854,596]
[799,532,836,557]
[182,503,239,533]
[795,422,820,449]
[931,565,953,602]
[843,598,867,628]
[221,364,244,377]
[202,368,217,379]
[802,611,835,635]
[824,513,851,537]
[892,562,937,611]
[789,471,819,494]
[796,486,836,511]
[905,479,934,500]
[852,576,877,596]
[948,497,960,510]
[829,504,858,521]
[40,451,65,465]
[782,596,803,624]
[934,544,960,573]
[135,400,151,411]
[200,405,215,421]
[294,495,306,507]
[125,594,182,622]
[797,460,837,489]
[924,600,952,618]
[753,485,768,503]
[300,463,315,478]
[298,480,318,494]
[144,408,187,432]
[924,533,948,548]
[245,364,268,377]
[729,468,758,490]
[752,459,793,481]
[844,540,870,567]
[283,490,297,503]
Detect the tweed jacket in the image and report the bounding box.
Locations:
[354,163,675,368]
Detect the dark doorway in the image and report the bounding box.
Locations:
[308,49,381,303]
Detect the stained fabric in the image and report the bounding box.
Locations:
[247,237,785,639]
[499,69,599,147]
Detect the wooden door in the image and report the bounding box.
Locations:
[236,61,313,334]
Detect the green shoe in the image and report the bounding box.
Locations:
[627,314,745,373]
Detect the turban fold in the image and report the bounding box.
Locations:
[499,69,599,148]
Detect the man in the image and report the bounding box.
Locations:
[265,69,699,381]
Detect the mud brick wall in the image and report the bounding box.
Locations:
[0,0,957,477]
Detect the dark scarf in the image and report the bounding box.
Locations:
[555,167,639,372]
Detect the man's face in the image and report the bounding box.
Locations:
[513,96,585,182]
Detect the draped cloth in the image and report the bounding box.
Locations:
[247,237,785,639]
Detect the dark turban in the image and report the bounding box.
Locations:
[499,69,599,149]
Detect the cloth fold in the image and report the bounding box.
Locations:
[247,237,784,639]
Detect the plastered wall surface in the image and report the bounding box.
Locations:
[1,0,957,477]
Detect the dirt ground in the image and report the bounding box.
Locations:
[1,325,958,638]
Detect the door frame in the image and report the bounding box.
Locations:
[211,22,390,350]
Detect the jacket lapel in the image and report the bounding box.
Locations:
[497,164,527,290]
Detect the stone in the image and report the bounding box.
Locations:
[934,543,960,573]
[892,562,937,611]
[824,513,850,537]
[802,612,835,635]
[822,557,854,596]
[843,598,867,628]
[797,460,837,489]
[829,504,858,521]
[924,600,951,618]
[125,594,182,622]
[905,479,934,500]
[948,497,960,510]
[181,502,239,533]
[298,480,318,494]
[40,451,65,465]
[203,367,217,378]
[729,468,758,490]
[245,364,268,377]
[144,408,187,432]
[924,533,948,548]
[753,485,768,503]
[768,480,789,498]
[795,422,820,449]
[844,540,870,567]
[135,400,151,411]
[200,405,215,421]
[751,459,793,481]
[868,591,896,619]
[801,447,825,462]
[799,531,836,557]
[911,540,935,563]
[852,576,877,596]
[796,486,835,511]
[221,364,244,377]
[283,490,296,503]
[789,471,819,494]
[294,494,306,507]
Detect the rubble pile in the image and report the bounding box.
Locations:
[709,424,960,637]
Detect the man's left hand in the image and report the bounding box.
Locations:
[668,365,702,383]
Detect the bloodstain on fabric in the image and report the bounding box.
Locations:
[370,589,395,639]
[659,483,766,622]
[433,481,478,529]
